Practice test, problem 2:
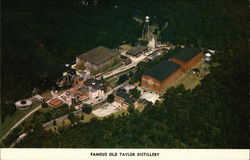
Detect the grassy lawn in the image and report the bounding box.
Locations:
[135,105,145,112]
[0,90,55,139]
[41,90,53,101]
[0,109,30,138]
[105,67,134,87]
[102,62,123,75]
[182,74,201,90]
[164,60,207,92]
[105,67,133,81]
[45,113,97,131]
[115,67,134,77]
[106,76,119,85]
[109,109,128,118]
[0,101,46,139]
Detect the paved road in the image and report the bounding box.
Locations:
[0,105,42,141]
[0,91,57,142]
[43,82,128,128]
[43,110,82,128]
[103,51,151,79]
[50,90,67,103]
[1,52,152,142]
[9,133,28,148]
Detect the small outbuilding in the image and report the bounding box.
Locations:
[147,51,161,61]
[115,90,137,110]
[126,45,147,57]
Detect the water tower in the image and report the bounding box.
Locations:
[202,52,212,73]
[142,16,150,40]
[204,52,212,62]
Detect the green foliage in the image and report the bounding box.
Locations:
[41,103,48,108]
[2,126,23,147]
[31,104,75,124]
[139,40,148,46]
[53,120,57,126]
[127,105,135,114]
[1,101,17,123]
[17,46,249,148]
[130,48,179,84]
[129,68,143,84]
[1,0,140,102]
[68,113,76,124]
[129,87,141,99]
[81,106,92,114]
[3,0,249,149]
[107,94,115,103]
[117,74,129,85]
[80,115,84,120]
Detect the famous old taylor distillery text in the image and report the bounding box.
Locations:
[90,152,160,157]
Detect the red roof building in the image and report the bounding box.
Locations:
[141,47,203,93]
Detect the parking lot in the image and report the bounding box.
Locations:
[92,102,122,117]
[124,84,160,104]
[139,89,160,104]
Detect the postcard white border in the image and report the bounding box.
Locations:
[1,149,249,160]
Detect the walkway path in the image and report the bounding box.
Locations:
[0,105,42,141]
[0,91,57,142]
[43,82,128,129]
[103,51,152,79]
[0,51,152,143]
[9,133,28,148]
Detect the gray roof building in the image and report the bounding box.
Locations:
[116,90,137,105]
[169,47,202,63]
[126,45,147,57]
[77,46,120,65]
[144,47,201,82]
[144,61,180,82]
[147,51,161,60]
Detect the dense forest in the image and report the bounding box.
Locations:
[1,0,249,148]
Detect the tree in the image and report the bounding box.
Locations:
[35,114,46,124]
[53,120,57,126]
[42,102,48,108]
[1,101,17,122]
[6,0,249,149]
[2,126,22,147]
[80,115,84,120]
[117,74,129,85]
[68,113,75,124]
[82,106,92,114]
[107,94,115,103]
[139,40,148,46]
[128,105,135,114]
[130,69,143,84]
[129,87,141,99]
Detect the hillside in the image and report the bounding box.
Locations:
[1,0,249,148]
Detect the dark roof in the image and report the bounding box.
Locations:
[116,90,137,105]
[126,45,147,56]
[192,68,200,72]
[137,61,147,68]
[169,47,202,63]
[144,61,180,81]
[120,55,129,59]
[77,46,119,65]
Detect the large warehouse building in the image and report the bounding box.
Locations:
[76,46,121,74]
[141,47,203,93]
